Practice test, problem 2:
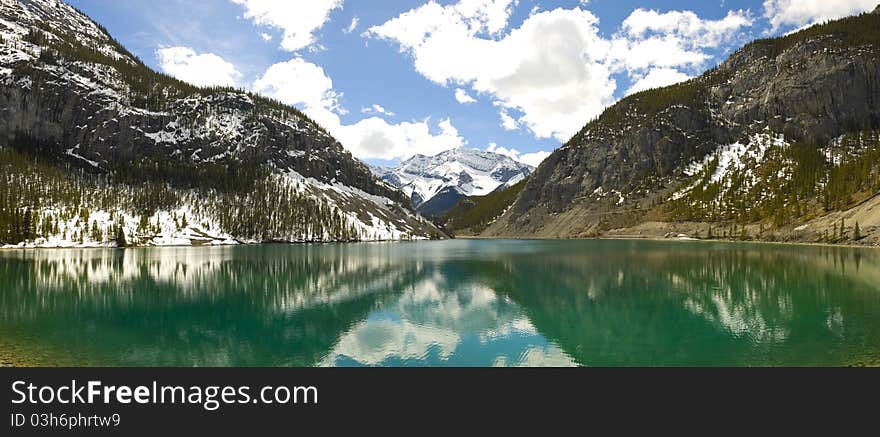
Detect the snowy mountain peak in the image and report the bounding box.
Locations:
[373,148,534,215]
[5,0,134,63]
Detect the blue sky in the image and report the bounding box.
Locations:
[67,0,878,166]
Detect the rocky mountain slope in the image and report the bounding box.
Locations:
[482,6,880,245]
[0,0,441,247]
[372,148,533,216]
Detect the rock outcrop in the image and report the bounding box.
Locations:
[486,8,880,239]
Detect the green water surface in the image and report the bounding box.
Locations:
[1,240,878,366]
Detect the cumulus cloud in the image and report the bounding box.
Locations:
[626,67,691,95]
[156,46,242,87]
[362,104,396,117]
[763,0,876,31]
[231,0,343,52]
[455,88,477,104]
[369,5,615,142]
[621,8,753,47]
[606,35,708,72]
[253,58,464,161]
[608,8,752,75]
[499,110,518,130]
[253,58,341,111]
[337,117,464,161]
[368,2,752,142]
[487,143,550,167]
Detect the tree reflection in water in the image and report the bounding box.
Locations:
[1,240,879,366]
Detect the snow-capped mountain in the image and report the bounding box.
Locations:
[0,0,442,247]
[373,148,533,215]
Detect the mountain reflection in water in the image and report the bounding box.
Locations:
[1,240,879,366]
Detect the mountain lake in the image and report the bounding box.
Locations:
[1,239,879,367]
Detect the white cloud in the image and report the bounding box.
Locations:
[260,32,272,42]
[763,0,876,30]
[368,2,752,143]
[369,6,615,142]
[621,8,753,47]
[487,143,550,167]
[156,46,242,87]
[253,58,464,161]
[499,110,518,130]
[345,17,359,34]
[362,104,396,117]
[455,88,477,104]
[610,8,752,74]
[337,117,464,161]
[252,58,340,111]
[231,0,343,52]
[626,67,691,95]
[517,150,551,168]
[454,0,517,34]
[607,35,708,72]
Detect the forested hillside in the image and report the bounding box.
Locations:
[0,0,440,247]
[441,180,526,235]
[0,148,436,246]
[480,7,880,245]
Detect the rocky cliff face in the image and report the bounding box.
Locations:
[0,0,440,245]
[1,0,397,198]
[486,8,880,239]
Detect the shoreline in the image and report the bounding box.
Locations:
[454,234,880,250]
[2,235,879,251]
[600,235,880,250]
[0,238,444,252]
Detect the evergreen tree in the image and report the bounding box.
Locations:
[115,225,127,247]
[90,220,102,242]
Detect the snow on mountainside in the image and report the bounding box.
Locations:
[482,7,880,241]
[0,0,442,247]
[2,0,133,62]
[372,148,533,215]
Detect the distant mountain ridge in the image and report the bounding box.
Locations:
[371,148,533,216]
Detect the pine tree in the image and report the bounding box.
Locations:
[115,225,127,247]
[854,222,861,241]
[90,220,102,242]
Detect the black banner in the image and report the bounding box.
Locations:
[2,368,876,435]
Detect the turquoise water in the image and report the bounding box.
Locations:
[1,240,879,366]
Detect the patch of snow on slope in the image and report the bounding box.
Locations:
[2,170,432,249]
[279,170,428,241]
[672,131,787,200]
